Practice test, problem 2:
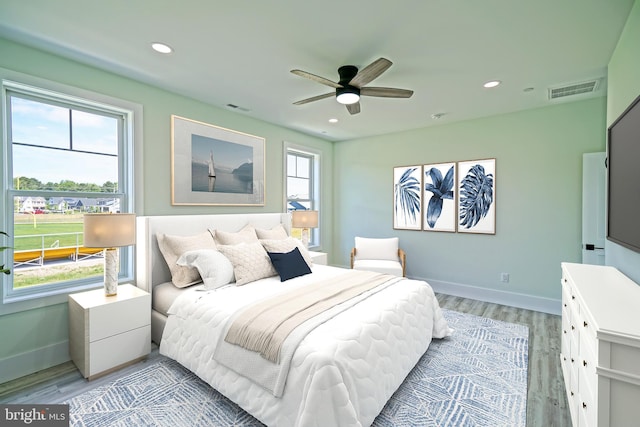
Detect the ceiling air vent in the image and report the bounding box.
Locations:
[226,103,250,112]
[548,79,600,100]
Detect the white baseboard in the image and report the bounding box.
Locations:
[424,277,561,315]
[0,340,70,384]
[333,263,562,315]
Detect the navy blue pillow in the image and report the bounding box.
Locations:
[267,247,312,282]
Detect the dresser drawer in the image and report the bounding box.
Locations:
[577,379,597,427]
[578,340,598,409]
[562,275,580,314]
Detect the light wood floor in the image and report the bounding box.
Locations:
[0,294,571,426]
[436,294,571,427]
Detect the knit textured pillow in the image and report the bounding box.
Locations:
[217,242,277,285]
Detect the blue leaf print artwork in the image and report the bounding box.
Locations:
[459,164,494,229]
[424,166,454,228]
[394,167,421,226]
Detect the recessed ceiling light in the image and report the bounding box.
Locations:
[328,118,338,123]
[431,113,445,120]
[151,42,173,54]
[523,87,534,92]
[483,80,501,88]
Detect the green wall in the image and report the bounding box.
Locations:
[3,0,639,379]
[333,98,606,311]
[606,0,640,283]
[0,37,333,382]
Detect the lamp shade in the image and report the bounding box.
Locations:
[291,210,318,228]
[83,213,136,248]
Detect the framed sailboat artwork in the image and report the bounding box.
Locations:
[171,115,265,206]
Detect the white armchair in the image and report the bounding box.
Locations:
[350,237,406,277]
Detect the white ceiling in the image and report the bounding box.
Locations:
[0,1,634,141]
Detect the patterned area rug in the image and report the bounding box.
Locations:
[64,309,528,427]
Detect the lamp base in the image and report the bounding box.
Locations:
[103,248,119,296]
[301,228,309,249]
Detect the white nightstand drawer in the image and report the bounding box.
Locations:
[90,296,150,341]
[89,325,151,375]
[308,251,327,265]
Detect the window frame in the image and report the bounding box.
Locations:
[284,142,321,248]
[0,72,142,315]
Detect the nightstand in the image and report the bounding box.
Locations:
[308,251,328,265]
[68,284,151,380]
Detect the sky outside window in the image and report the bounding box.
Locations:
[11,96,118,186]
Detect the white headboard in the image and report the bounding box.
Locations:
[135,213,291,292]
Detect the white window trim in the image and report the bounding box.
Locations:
[0,68,144,315]
[283,141,321,249]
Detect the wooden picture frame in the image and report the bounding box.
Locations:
[457,158,496,234]
[171,115,265,206]
[423,162,456,232]
[393,165,422,230]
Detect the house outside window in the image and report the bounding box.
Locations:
[285,144,320,248]
[1,79,136,306]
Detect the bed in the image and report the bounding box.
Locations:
[136,213,451,427]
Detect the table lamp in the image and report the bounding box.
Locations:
[291,210,318,249]
[83,213,136,296]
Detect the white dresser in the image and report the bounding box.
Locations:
[560,262,640,426]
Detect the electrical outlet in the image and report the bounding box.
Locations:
[500,272,510,283]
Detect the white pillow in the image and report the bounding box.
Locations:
[217,242,277,286]
[157,232,217,288]
[212,224,258,245]
[354,237,399,261]
[176,250,234,290]
[255,224,288,240]
[260,237,313,266]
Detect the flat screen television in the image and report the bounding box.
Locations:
[607,93,640,253]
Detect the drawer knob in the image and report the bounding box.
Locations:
[572,295,576,300]
[563,330,567,334]
[564,303,567,307]
[583,360,587,367]
[570,391,574,396]
[583,321,588,328]
[582,402,587,409]
[571,325,575,330]
[571,358,575,363]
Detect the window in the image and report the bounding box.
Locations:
[285,144,320,247]
[2,80,135,304]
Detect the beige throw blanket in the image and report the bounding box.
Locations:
[225,270,393,363]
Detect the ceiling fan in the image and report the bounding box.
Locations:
[291,57,414,115]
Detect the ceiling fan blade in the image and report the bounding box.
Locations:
[293,92,334,105]
[346,102,361,115]
[361,87,414,98]
[349,58,392,87]
[291,69,342,89]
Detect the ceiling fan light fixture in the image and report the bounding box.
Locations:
[336,86,360,105]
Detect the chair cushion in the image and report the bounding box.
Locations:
[353,259,403,277]
[354,237,399,261]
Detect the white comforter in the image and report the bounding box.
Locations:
[160,265,451,427]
